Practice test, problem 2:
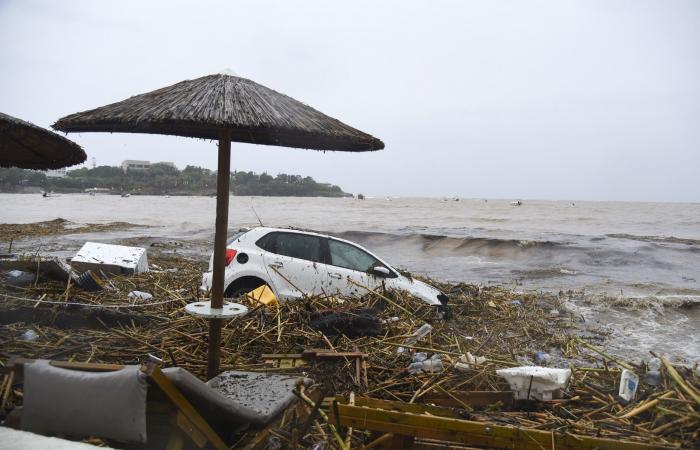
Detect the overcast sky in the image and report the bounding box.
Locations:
[1,0,698,201]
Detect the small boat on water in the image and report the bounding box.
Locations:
[510,200,522,207]
[121,193,131,198]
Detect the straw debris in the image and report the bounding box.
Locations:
[1,254,698,448]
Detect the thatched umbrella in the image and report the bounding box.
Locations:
[53,73,384,378]
[0,112,86,169]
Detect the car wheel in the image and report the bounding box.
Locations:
[224,277,266,299]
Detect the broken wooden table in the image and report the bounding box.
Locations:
[327,396,675,450]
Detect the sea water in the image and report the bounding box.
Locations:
[2,194,699,363]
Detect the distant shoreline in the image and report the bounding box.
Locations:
[2,188,352,198]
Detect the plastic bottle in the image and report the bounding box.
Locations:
[647,358,662,371]
[406,354,444,374]
[421,355,443,373]
[413,324,433,340]
[645,357,662,386]
[412,352,428,363]
[399,323,433,353]
[407,362,424,374]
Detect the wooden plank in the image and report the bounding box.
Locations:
[339,396,464,419]
[302,349,367,359]
[145,364,229,450]
[262,353,304,359]
[174,410,207,448]
[330,404,671,450]
[422,391,514,409]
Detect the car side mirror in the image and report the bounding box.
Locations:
[371,266,391,277]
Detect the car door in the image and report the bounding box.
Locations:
[324,238,389,297]
[261,232,328,299]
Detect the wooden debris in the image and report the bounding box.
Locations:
[1,254,698,448]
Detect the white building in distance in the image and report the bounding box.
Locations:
[44,168,67,178]
[121,160,176,173]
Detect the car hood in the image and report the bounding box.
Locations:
[389,275,443,306]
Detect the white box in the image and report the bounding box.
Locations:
[496,366,571,401]
[71,242,148,276]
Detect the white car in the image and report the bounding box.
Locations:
[201,227,449,308]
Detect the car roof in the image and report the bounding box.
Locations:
[245,226,335,240]
[243,226,385,255]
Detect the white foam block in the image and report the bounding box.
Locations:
[71,242,148,276]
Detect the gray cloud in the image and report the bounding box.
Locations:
[1,0,698,201]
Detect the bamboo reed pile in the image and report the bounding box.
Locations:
[0,218,145,243]
[1,254,698,448]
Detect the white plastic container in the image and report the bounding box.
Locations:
[619,369,639,402]
[496,366,571,401]
[71,242,148,276]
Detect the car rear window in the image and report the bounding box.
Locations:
[256,232,277,252]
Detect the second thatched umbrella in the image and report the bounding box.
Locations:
[53,73,384,378]
[1,112,86,170]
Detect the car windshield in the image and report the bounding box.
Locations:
[328,239,380,272]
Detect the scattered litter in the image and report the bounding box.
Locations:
[454,352,487,371]
[21,329,39,342]
[244,284,278,306]
[534,351,551,365]
[496,366,572,401]
[644,357,662,386]
[70,242,148,276]
[644,370,661,386]
[398,323,432,353]
[1,252,697,448]
[412,352,428,362]
[5,270,35,287]
[511,299,522,307]
[407,354,443,374]
[647,357,661,371]
[150,240,183,248]
[0,254,79,284]
[618,369,639,403]
[77,271,104,292]
[128,291,153,301]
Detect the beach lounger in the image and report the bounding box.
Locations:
[3,358,310,449]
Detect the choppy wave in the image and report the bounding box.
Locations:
[569,292,700,312]
[512,268,578,279]
[608,233,700,246]
[332,230,567,259]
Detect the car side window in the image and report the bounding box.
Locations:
[328,239,379,272]
[274,233,322,262]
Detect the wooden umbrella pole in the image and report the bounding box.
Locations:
[207,130,231,379]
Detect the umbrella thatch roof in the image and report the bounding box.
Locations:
[0,112,87,170]
[53,74,384,151]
